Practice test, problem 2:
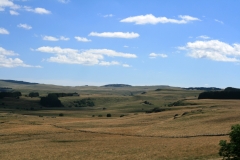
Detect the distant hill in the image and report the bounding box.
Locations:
[183,87,222,91]
[0,80,38,85]
[102,84,132,87]
[198,87,240,99]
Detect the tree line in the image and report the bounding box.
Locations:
[198,87,240,99]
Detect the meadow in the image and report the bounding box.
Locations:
[0,81,239,160]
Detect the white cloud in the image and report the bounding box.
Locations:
[149,53,168,58]
[0,0,20,12]
[35,46,137,66]
[75,36,91,42]
[179,40,240,62]
[103,14,114,18]
[122,64,131,67]
[215,19,224,24]
[0,28,9,34]
[24,6,51,14]
[89,32,139,39]
[10,10,19,15]
[197,35,210,39]
[42,36,69,41]
[59,36,70,41]
[58,0,70,3]
[0,0,14,9]
[120,14,200,25]
[0,47,41,68]
[17,23,32,30]
[43,36,59,41]
[123,45,129,48]
[99,61,119,66]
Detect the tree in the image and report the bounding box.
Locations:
[40,94,62,107]
[29,92,39,98]
[219,124,240,159]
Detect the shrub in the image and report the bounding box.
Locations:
[40,94,62,107]
[29,92,39,98]
[106,114,111,117]
[219,124,240,159]
[59,113,64,116]
[73,98,95,107]
[120,114,125,117]
[98,115,102,117]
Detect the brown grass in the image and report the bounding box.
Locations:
[0,85,239,159]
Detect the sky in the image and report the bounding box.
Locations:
[0,0,240,88]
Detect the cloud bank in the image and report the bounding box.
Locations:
[36,46,137,66]
[120,14,200,25]
[89,32,139,39]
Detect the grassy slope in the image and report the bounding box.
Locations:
[0,80,237,159]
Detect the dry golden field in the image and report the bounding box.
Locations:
[0,83,239,159]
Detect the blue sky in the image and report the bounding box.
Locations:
[1,0,240,87]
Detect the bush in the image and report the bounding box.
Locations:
[106,114,111,117]
[98,115,102,117]
[29,92,39,97]
[73,98,95,107]
[219,124,240,159]
[59,113,64,116]
[40,94,62,107]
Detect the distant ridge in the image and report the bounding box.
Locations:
[102,84,132,87]
[0,80,38,85]
[183,87,222,91]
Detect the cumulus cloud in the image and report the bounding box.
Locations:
[120,14,200,25]
[10,10,19,15]
[17,23,32,30]
[42,36,69,41]
[197,35,210,39]
[149,53,168,58]
[179,40,240,62]
[35,46,137,66]
[0,28,9,34]
[24,6,51,14]
[0,0,18,11]
[75,36,91,42]
[0,47,41,68]
[89,32,139,39]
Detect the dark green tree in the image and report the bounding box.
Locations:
[29,92,39,97]
[40,94,62,107]
[219,124,240,159]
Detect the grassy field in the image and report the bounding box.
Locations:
[0,81,239,159]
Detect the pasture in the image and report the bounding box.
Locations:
[0,81,239,159]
